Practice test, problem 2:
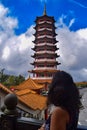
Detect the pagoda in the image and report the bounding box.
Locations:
[31,5,60,88]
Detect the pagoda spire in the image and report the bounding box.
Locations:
[43,4,47,16]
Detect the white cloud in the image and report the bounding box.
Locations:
[0,4,8,17]
[0,4,18,33]
[69,18,75,28]
[69,0,87,9]
[2,46,10,60]
[77,28,87,40]
[0,4,34,77]
[56,18,87,81]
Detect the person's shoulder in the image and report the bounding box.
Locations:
[52,107,69,123]
[52,107,65,116]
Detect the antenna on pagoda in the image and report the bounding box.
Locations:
[43,3,47,16]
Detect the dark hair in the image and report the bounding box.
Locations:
[47,71,81,114]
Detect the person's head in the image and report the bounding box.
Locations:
[47,70,81,113]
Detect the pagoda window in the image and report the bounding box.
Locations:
[48,33,53,36]
[38,65,44,67]
[47,19,52,22]
[37,48,45,51]
[38,73,44,77]
[47,73,53,77]
[47,65,54,67]
[48,57,53,59]
[47,48,53,51]
[39,19,44,22]
[39,40,44,43]
[39,26,45,29]
[40,33,45,36]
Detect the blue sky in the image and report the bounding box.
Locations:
[0,0,87,82]
[1,0,87,34]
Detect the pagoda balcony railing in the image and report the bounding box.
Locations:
[38,21,52,24]
[38,28,52,31]
[33,67,57,70]
[38,28,45,31]
[38,21,45,24]
[32,77,52,80]
[35,43,55,46]
[46,21,52,24]
[46,28,52,31]
[35,59,56,62]
[38,35,53,39]
[35,50,55,54]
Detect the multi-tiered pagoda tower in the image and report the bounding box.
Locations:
[31,6,60,88]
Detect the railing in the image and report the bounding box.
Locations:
[35,50,55,54]
[35,43,55,46]
[0,114,43,130]
[35,58,56,62]
[0,114,87,130]
[33,67,57,70]
[38,21,52,24]
[37,35,53,39]
[0,94,87,130]
[32,77,52,80]
[38,28,52,31]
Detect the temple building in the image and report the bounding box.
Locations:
[30,5,60,89]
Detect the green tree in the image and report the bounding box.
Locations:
[0,69,25,87]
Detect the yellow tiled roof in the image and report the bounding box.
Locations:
[16,77,44,90]
[16,90,47,110]
[16,88,36,96]
[0,83,46,110]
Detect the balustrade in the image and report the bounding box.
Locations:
[0,94,87,130]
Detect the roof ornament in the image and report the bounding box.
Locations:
[43,3,47,16]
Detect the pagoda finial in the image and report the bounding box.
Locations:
[43,3,47,16]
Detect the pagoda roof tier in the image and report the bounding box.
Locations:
[32,37,58,43]
[32,43,59,48]
[33,48,58,51]
[31,68,59,73]
[33,27,57,33]
[32,45,58,51]
[31,61,60,65]
[33,29,57,36]
[37,34,57,38]
[35,15,56,23]
[31,60,60,65]
[34,35,57,40]
[31,53,59,58]
[33,37,57,42]
[34,24,56,30]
